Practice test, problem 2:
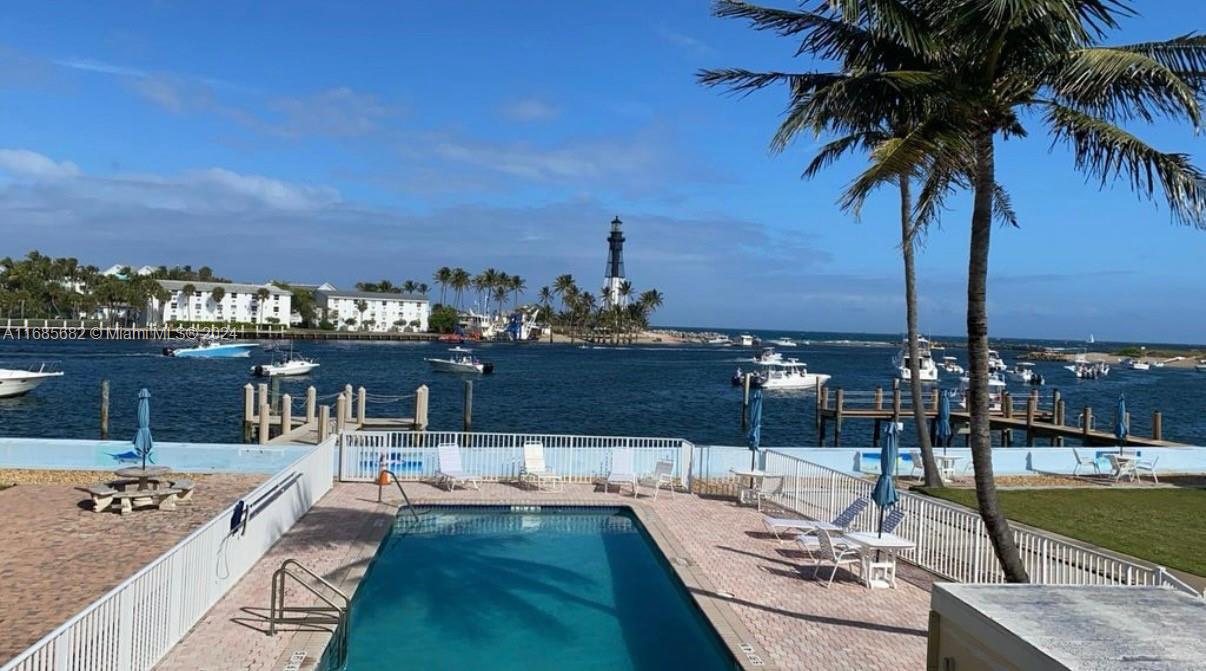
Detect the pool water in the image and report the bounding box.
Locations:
[330,507,738,671]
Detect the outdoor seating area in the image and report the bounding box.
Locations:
[85,476,195,514]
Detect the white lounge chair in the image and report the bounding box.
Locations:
[435,443,480,491]
[1135,455,1160,483]
[603,447,638,496]
[1072,448,1101,477]
[762,497,869,542]
[811,529,862,588]
[639,459,676,498]
[907,450,924,480]
[520,441,563,492]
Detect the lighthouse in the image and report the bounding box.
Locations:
[603,216,627,306]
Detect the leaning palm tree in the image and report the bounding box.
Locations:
[702,0,1206,582]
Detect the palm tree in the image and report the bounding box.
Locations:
[417,283,429,296]
[355,299,368,330]
[537,286,554,343]
[433,267,452,305]
[210,286,226,320]
[180,283,197,322]
[402,280,418,294]
[552,274,575,312]
[450,268,471,309]
[700,0,943,487]
[509,274,526,310]
[254,287,271,323]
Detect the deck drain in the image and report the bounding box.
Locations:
[282,651,307,671]
[738,643,765,666]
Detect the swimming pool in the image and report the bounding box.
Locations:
[0,437,311,473]
[325,506,739,670]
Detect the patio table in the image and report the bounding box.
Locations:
[114,465,172,491]
[841,531,916,589]
[730,468,768,507]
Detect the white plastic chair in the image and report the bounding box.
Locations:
[1072,448,1101,477]
[605,447,638,496]
[435,443,480,491]
[907,450,923,480]
[639,459,676,498]
[763,497,869,542]
[1107,454,1138,482]
[521,441,563,491]
[814,529,861,588]
[1135,456,1160,483]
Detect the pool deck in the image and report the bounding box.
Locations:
[156,482,932,671]
[0,473,267,665]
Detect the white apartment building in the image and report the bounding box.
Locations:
[148,280,292,325]
[317,289,429,332]
[102,264,156,278]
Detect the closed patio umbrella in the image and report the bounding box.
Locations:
[746,389,763,471]
[936,390,953,452]
[1114,394,1129,451]
[872,422,900,537]
[133,388,155,470]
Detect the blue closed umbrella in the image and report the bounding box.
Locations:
[133,388,155,470]
[1114,394,1129,450]
[936,390,953,451]
[746,389,763,470]
[872,422,900,537]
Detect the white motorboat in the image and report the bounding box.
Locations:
[752,347,783,364]
[732,359,829,390]
[251,351,319,377]
[737,334,758,347]
[940,356,964,375]
[0,363,63,398]
[1197,360,1206,373]
[987,349,1007,373]
[768,337,798,347]
[1006,362,1039,384]
[893,337,939,382]
[958,374,1008,411]
[425,347,494,374]
[1121,358,1151,371]
[1064,353,1109,379]
[164,336,259,358]
[706,336,731,346]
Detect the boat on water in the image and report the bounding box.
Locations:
[251,350,319,377]
[958,374,1008,411]
[1121,358,1151,371]
[425,347,494,374]
[752,347,783,364]
[892,337,939,382]
[732,359,829,390]
[0,363,63,398]
[987,349,1007,373]
[1065,353,1109,379]
[1196,360,1206,373]
[940,356,964,375]
[1006,362,1044,385]
[705,336,732,346]
[163,336,260,358]
[767,337,798,347]
[736,334,759,347]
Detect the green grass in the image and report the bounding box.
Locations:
[919,487,1206,577]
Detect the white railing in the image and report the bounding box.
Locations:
[759,449,1201,597]
[1,438,336,671]
[339,431,692,484]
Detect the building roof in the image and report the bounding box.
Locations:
[320,289,427,302]
[157,280,291,295]
[283,282,338,292]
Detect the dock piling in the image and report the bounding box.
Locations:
[357,387,367,426]
[1153,411,1163,440]
[741,374,751,429]
[100,379,110,440]
[305,386,316,423]
[834,388,845,447]
[258,401,270,445]
[280,394,292,437]
[415,385,429,430]
[344,385,354,421]
[336,394,348,434]
[318,405,330,443]
[463,379,474,433]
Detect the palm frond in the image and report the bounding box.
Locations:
[695,69,844,97]
[838,119,964,217]
[1045,103,1206,227]
[1115,33,1206,93]
[826,0,940,59]
[1047,47,1201,125]
[993,182,1020,227]
[802,131,889,179]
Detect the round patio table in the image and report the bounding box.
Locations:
[114,465,172,491]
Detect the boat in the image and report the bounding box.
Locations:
[1121,358,1151,371]
[1197,360,1206,373]
[251,350,319,377]
[958,374,1008,411]
[732,359,830,390]
[164,336,259,358]
[1005,362,1043,385]
[425,347,494,374]
[1064,353,1109,379]
[987,349,1007,373]
[940,356,964,375]
[752,347,783,364]
[737,334,759,347]
[767,337,798,347]
[0,363,63,398]
[892,337,939,382]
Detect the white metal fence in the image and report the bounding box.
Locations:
[758,449,1200,596]
[1,438,336,671]
[338,431,692,484]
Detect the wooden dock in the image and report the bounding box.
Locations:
[241,382,429,445]
[816,381,1177,447]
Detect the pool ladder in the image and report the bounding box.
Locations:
[269,559,349,663]
[376,465,422,522]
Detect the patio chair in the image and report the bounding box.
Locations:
[520,441,563,491]
[881,508,906,535]
[1072,448,1101,477]
[1107,454,1138,482]
[813,529,862,588]
[435,443,480,491]
[1135,456,1160,483]
[603,447,638,496]
[762,497,869,542]
[638,459,676,498]
[907,450,924,480]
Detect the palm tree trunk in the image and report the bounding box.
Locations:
[968,132,1028,582]
[901,175,941,488]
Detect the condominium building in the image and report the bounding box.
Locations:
[316,289,429,332]
[147,280,292,325]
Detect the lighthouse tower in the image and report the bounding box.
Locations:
[603,216,627,307]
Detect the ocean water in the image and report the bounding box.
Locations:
[1,332,1204,446]
[329,507,737,671]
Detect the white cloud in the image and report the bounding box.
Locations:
[430,135,662,184]
[655,27,715,57]
[52,58,145,78]
[264,87,395,138]
[0,149,80,179]
[500,97,561,122]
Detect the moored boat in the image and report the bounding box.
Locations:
[893,336,939,382]
[1006,362,1042,384]
[425,347,494,374]
[0,363,63,398]
[958,374,1007,411]
[987,349,1007,373]
[940,356,964,375]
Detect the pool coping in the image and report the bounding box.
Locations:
[272,496,775,671]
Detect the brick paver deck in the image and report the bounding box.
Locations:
[159,482,932,671]
[0,474,266,664]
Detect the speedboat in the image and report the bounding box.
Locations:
[706,336,731,346]
[768,337,798,347]
[958,374,1008,411]
[164,336,260,358]
[732,359,829,390]
[940,356,964,375]
[251,351,319,377]
[737,334,758,347]
[893,337,939,382]
[1121,358,1151,371]
[1197,360,1206,373]
[752,347,783,364]
[987,349,1007,373]
[425,347,494,374]
[1006,362,1040,384]
[1064,353,1109,379]
[0,363,63,398]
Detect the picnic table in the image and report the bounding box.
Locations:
[842,531,916,589]
[114,465,173,491]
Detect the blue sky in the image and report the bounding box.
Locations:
[0,1,1203,341]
